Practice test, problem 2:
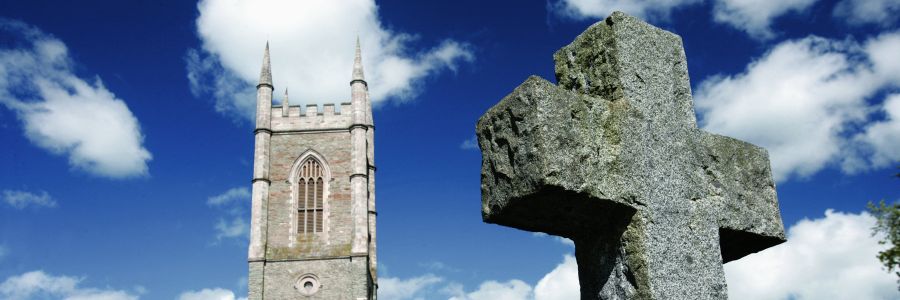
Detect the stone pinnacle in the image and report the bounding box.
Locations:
[352,37,365,82]
[258,42,273,88]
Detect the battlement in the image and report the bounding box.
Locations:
[270,102,354,132]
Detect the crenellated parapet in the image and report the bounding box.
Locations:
[270,102,354,132]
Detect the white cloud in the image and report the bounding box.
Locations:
[848,94,900,170]
[725,210,898,300]
[178,288,240,300]
[419,261,461,273]
[460,136,479,150]
[548,0,702,20]
[695,32,900,182]
[0,21,152,178]
[379,274,443,300]
[207,187,250,242]
[865,31,900,88]
[207,187,250,206]
[0,270,140,300]
[187,0,474,122]
[533,232,575,247]
[447,280,533,300]
[534,255,579,300]
[2,189,57,209]
[418,255,575,300]
[712,0,818,39]
[834,0,900,27]
[548,0,818,40]
[391,210,897,300]
[380,272,539,300]
[213,217,248,241]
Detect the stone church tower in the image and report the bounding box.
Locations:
[247,41,377,299]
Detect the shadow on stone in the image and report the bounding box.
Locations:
[719,227,785,263]
[485,186,641,299]
[484,185,635,238]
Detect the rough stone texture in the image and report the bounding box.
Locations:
[477,12,785,299]
[248,261,264,299]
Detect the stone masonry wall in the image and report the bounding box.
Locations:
[261,109,370,298]
[267,130,353,259]
[263,257,368,299]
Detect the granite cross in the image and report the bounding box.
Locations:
[476,12,786,299]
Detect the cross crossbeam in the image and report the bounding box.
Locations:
[476,12,785,299]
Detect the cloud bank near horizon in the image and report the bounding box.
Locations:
[380,209,897,299]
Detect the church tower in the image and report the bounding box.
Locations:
[248,41,377,299]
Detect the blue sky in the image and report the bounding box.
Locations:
[1,0,899,299]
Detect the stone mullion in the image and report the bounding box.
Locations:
[316,178,323,232]
[297,178,306,235]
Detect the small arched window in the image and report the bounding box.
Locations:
[297,158,325,234]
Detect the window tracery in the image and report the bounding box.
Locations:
[297,158,325,234]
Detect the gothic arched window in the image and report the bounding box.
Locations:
[297,158,325,234]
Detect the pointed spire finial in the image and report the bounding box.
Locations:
[281,87,289,117]
[258,42,273,88]
[352,37,365,82]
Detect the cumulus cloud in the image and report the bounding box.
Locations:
[187,0,474,122]
[866,30,900,85]
[533,255,579,300]
[549,0,702,21]
[386,209,897,300]
[712,0,817,39]
[695,31,900,182]
[207,187,251,242]
[847,94,900,171]
[459,219,898,299]
[2,189,57,209]
[0,20,152,178]
[725,210,898,300]
[0,270,140,300]
[834,0,900,27]
[379,274,443,300]
[379,272,534,300]
[446,280,533,300]
[548,0,818,40]
[178,288,244,300]
[378,255,576,300]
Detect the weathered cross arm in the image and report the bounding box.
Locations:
[477,75,638,238]
[476,11,786,299]
[699,132,786,262]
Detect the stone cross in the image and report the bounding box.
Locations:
[476,12,785,299]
